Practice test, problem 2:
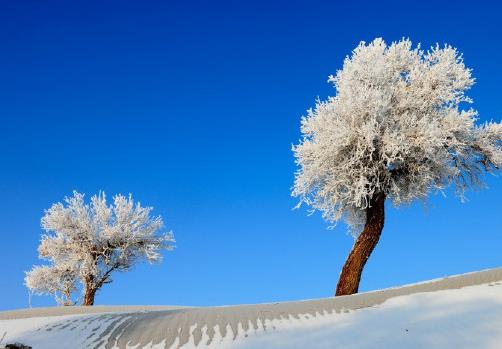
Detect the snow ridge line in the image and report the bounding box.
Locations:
[2,268,502,349]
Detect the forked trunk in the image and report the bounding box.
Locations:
[63,286,73,306]
[335,192,385,296]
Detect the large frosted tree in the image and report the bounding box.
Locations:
[292,38,502,296]
[25,191,175,305]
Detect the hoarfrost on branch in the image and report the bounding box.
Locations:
[25,191,175,304]
[292,38,502,235]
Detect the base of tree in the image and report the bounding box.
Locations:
[335,192,385,296]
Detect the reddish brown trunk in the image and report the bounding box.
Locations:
[83,276,96,306]
[335,192,385,296]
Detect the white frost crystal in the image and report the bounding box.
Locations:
[25,191,174,304]
[293,38,502,234]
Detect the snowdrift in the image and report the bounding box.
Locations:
[2,268,502,349]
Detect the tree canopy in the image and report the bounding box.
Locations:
[25,191,175,305]
[293,38,502,235]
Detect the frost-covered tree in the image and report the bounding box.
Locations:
[292,38,502,296]
[25,265,77,306]
[25,191,175,305]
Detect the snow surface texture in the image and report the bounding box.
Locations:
[2,268,502,349]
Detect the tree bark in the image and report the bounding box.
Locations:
[83,276,96,306]
[335,192,385,296]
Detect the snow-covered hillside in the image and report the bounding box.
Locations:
[2,268,502,349]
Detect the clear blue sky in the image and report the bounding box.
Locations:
[1,0,501,311]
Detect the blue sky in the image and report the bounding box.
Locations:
[1,0,501,310]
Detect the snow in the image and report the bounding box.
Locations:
[228,282,502,349]
[2,270,502,349]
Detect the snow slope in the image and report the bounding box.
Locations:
[1,268,502,349]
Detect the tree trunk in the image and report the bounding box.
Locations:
[83,277,96,306]
[335,192,385,296]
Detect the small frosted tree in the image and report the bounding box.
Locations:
[292,38,502,296]
[25,265,78,306]
[25,191,175,305]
